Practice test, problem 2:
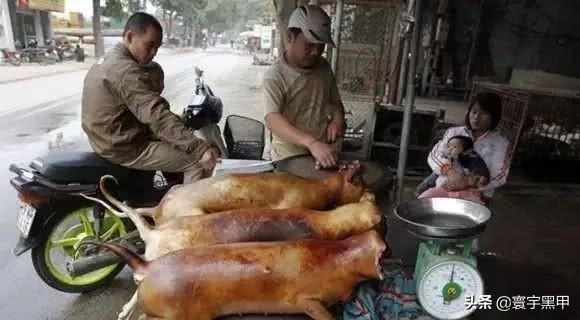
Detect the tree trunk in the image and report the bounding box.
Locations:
[92,0,105,58]
[168,11,174,40]
[162,10,168,39]
[182,19,188,47]
[190,22,196,47]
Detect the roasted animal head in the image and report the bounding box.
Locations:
[330,165,374,205]
[344,230,387,281]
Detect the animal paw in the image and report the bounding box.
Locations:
[118,305,134,320]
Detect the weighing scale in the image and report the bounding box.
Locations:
[394,198,492,320]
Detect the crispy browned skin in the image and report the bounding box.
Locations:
[97,231,386,320]
[93,177,381,261]
[141,172,373,224]
[148,201,382,259]
[90,177,381,320]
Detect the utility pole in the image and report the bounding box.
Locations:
[92,0,105,58]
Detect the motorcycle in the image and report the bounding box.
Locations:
[18,39,58,65]
[9,68,267,293]
[58,45,76,61]
[0,48,22,66]
[53,43,76,62]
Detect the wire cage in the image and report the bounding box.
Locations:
[472,82,580,183]
[324,1,400,159]
[331,1,399,97]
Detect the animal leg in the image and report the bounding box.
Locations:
[299,299,335,320]
[118,290,139,320]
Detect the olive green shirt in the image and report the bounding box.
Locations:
[263,55,342,161]
[81,43,208,163]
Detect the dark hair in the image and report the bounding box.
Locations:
[448,135,474,151]
[123,12,163,37]
[288,27,302,37]
[465,92,502,130]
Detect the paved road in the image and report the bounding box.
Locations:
[0,46,267,320]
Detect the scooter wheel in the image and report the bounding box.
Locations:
[31,206,128,293]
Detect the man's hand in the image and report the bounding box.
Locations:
[326,116,345,143]
[307,140,338,168]
[444,169,469,191]
[199,147,220,171]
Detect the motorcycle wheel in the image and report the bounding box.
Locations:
[31,206,127,293]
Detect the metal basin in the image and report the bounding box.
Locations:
[394,198,492,238]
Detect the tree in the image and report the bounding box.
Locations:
[126,0,144,14]
[102,0,146,21]
[151,0,207,43]
[93,0,105,58]
[201,0,274,34]
[151,0,179,39]
[178,0,207,46]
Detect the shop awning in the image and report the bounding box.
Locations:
[20,0,65,13]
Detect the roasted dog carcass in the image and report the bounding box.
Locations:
[134,170,373,224]
[89,230,386,320]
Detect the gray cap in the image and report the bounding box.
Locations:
[288,5,335,46]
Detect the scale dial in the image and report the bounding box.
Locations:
[417,260,484,320]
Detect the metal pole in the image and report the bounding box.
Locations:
[395,0,415,105]
[396,0,424,203]
[396,39,409,105]
[465,0,485,93]
[331,0,344,73]
[421,2,439,96]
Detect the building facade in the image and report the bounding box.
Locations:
[1,0,64,49]
[0,0,15,49]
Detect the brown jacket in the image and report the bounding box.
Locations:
[81,43,208,163]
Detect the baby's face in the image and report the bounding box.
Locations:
[445,139,465,159]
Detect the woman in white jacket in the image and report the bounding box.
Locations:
[417,92,511,203]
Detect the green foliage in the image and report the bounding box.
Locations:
[200,0,275,33]
[102,0,127,20]
[102,0,145,20]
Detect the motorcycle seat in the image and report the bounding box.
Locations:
[29,151,139,184]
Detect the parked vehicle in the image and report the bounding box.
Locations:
[0,48,21,66]
[17,39,58,65]
[46,39,75,62]
[9,68,266,293]
[58,45,77,61]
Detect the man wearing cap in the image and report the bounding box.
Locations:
[263,5,345,168]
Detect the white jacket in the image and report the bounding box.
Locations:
[427,126,511,197]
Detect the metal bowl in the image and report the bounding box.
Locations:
[394,198,492,238]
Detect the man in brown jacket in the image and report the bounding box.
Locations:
[82,12,218,183]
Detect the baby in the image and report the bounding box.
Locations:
[418,135,490,204]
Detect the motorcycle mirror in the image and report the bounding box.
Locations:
[194,67,204,78]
